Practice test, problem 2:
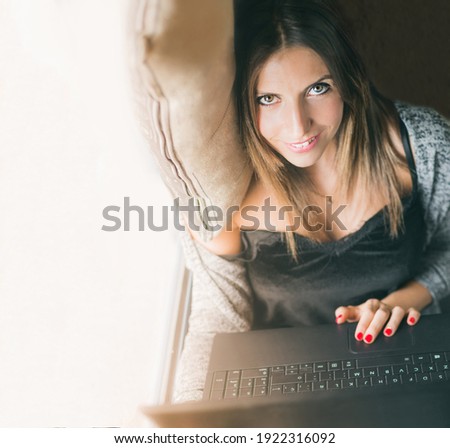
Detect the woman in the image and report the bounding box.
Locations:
[174,0,450,402]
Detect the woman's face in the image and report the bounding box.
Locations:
[256,46,344,171]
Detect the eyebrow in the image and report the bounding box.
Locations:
[257,74,333,95]
[309,75,333,88]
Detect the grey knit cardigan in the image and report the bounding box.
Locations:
[173,102,450,403]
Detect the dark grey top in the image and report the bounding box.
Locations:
[227,120,426,328]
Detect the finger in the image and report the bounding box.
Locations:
[354,299,381,341]
[354,308,376,341]
[406,308,421,326]
[335,306,359,324]
[364,304,392,343]
[383,306,406,337]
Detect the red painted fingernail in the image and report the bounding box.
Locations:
[409,317,416,324]
[365,334,373,343]
[356,332,363,341]
[384,328,393,336]
[336,314,342,322]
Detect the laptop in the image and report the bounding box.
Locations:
[143,313,450,427]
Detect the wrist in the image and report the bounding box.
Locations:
[382,281,432,312]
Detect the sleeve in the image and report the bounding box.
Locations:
[411,109,450,313]
[415,206,450,313]
[172,232,253,403]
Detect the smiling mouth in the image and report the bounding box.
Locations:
[287,134,320,152]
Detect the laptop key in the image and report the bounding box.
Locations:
[430,372,446,382]
[357,354,412,368]
[328,361,342,370]
[343,360,356,369]
[393,365,408,375]
[283,384,298,394]
[431,353,445,362]
[254,386,268,396]
[271,366,285,374]
[422,363,436,373]
[226,379,240,390]
[305,373,320,382]
[228,370,241,380]
[314,362,328,372]
[349,369,363,378]
[342,379,356,388]
[239,387,253,398]
[403,375,416,384]
[416,373,431,383]
[299,363,313,372]
[224,389,238,399]
[240,378,254,388]
[270,385,283,396]
[363,368,379,377]
[372,376,386,386]
[413,354,430,364]
[326,380,342,390]
[226,380,239,390]
[386,375,402,385]
[298,383,312,392]
[241,368,268,378]
[357,378,372,387]
[212,371,227,390]
[334,370,348,380]
[255,377,268,387]
[320,371,334,381]
[272,373,305,384]
[436,361,450,371]
[381,366,393,376]
[312,381,327,391]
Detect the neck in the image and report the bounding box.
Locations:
[304,143,339,198]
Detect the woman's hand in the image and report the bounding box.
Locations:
[334,281,433,344]
[334,298,421,344]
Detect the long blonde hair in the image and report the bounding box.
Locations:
[234,0,409,259]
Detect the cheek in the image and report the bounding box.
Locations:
[309,95,344,129]
[325,96,344,128]
[257,109,281,141]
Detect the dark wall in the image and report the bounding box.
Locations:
[336,0,450,118]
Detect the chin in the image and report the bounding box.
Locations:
[279,151,324,169]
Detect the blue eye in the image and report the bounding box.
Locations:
[257,94,278,106]
[309,83,331,96]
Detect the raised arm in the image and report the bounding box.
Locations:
[130,0,252,243]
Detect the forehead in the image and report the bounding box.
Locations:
[257,46,329,89]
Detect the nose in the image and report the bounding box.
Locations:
[286,99,312,139]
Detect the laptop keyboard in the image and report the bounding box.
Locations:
[208,351,450,400]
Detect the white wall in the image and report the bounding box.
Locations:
[0,0,177,427]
